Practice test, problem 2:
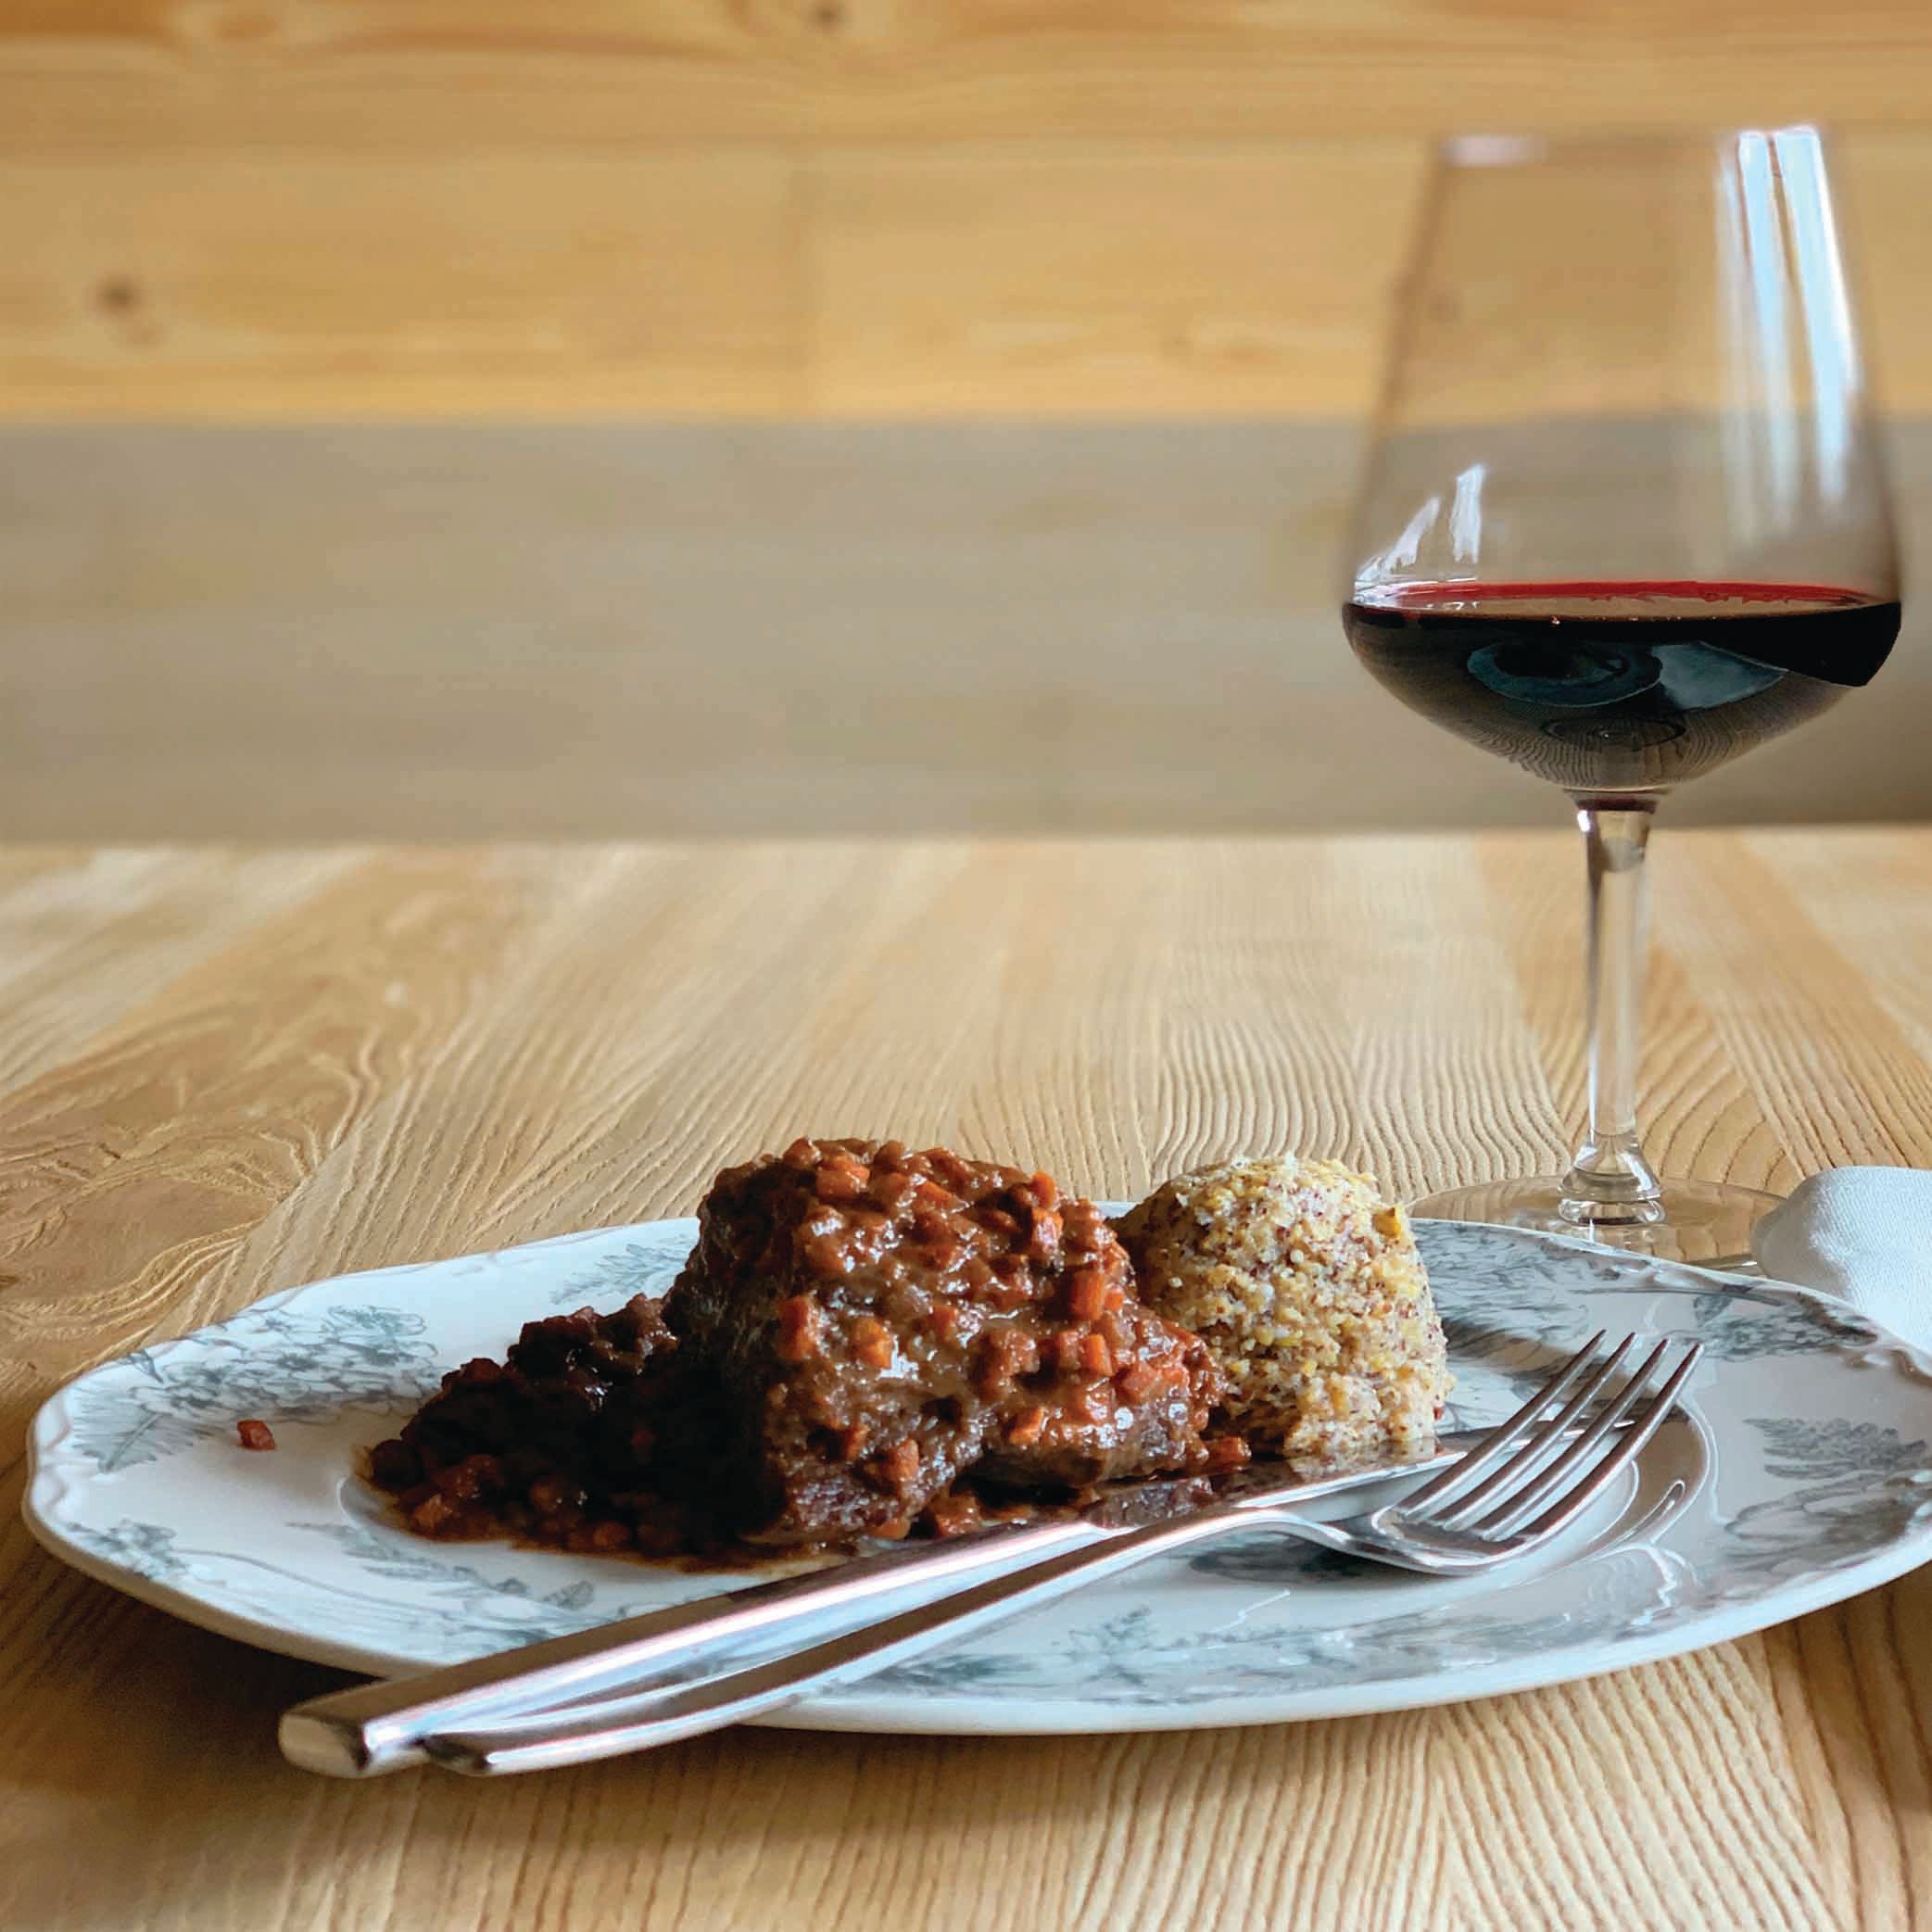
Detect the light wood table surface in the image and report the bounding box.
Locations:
[5,833,1930,1932]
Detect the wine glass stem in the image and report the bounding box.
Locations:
[1561,799,1664,1220]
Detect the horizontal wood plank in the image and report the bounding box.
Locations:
[0,152,807,415]
[6,6,1932,416]
[2,417,1927,841]
[0,132,1925,417]
[812,145,1425,416]
[7,3,1932,151]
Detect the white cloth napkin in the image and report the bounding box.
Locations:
[1753,1167,1932,1351]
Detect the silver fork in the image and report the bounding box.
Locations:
[1272,1331,1700,1571]
[288,1331,1698,1776]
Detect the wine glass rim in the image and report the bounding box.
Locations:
[1436,124,1836,169]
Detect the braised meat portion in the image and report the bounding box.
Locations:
[663,1138,1223,1544]
[367,1296,722,1555]
[368,1139,1234,1557]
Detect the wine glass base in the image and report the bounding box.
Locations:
[1412,1175,1784,1270]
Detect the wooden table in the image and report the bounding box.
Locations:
[5,833,1930,1932]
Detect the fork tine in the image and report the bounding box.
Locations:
[1464,1338,1674,1535]
[1422,1334,1636,1529]
[1487,1343,1702,1545]
[1395,1332,1610,1514]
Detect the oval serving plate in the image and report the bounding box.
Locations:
[25,1216,1932,1735]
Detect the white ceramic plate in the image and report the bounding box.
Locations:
[26,1216,1932,1734]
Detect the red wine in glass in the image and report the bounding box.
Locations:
[1345,581,1900,795]
[1341,129,1903,1265]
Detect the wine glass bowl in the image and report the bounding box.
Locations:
[1344,129,1901,1266]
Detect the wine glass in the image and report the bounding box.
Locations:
[1343,128,1901,1266]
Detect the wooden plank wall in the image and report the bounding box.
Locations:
[3,8,1928,839]
[3,6,1932,419]
[3,418,1927,840]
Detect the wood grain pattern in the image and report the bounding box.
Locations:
[810,144,1425,417]
[7,1,1932,151]
[0,849,356,1090]
[0,78,1928,415]
[2,832,1929,1931]
[0,133,1927,418]
[0,151,809,416]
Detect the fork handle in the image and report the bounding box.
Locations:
[422,1498,1283,1775]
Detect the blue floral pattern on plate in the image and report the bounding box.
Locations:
[24,1216,1932,1735]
